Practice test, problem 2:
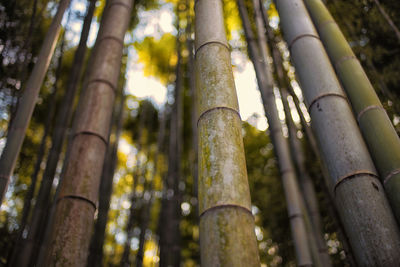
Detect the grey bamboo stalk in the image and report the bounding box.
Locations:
[0,0,70,204]
[286,81,357,266]
[195,0,260,266]
[260,13,331,265]
[17,2,97,264]
[87,90,126,267]
[8,61,59,267]
[237,0,313,265]
[44,0,133,265]
[10,34,65,267]
[304,0,400,224]
[275,0,400,265]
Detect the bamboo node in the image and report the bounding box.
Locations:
[195,41,230,58]
[383,169,400,185]
[308,93,348,111]
[57,194,97,210]
[197,106,241,127]
[87,78,118,94]
[106,1,132,11]
[357,105,384,123]
[199,204,253,218]
[96,35,125,48]
[334,55,356,69]
[72,131,108,145]
[333,170,379,195]
[288,212,302,220]
[288,33,320,51]
[319,19,336,30]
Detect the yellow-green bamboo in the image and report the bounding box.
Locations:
[304,0,400,224]
[195,0,260,266]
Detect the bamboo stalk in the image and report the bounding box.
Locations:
[0,0,71,204]
[44,0,133,265]
[304,0,400,224]
[195,0,260,266]
[237,0,313,265]
[275,0,400,265]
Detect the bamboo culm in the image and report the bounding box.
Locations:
[238,0,313,265]
[195,0,260,266]
[0,0,71,204]
[304,0,400,224]
[275,0,400,265]
[44,0,133,265]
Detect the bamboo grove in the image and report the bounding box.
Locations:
[0,0,400,266]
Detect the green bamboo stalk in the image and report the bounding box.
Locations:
[275,0,400,265]
[304,0,400,224]
[237,0,313,265]
[43,0,133,265]
[0,0,71,204]
[195,0,260,266]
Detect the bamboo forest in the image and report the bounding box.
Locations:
[1,0,400,266]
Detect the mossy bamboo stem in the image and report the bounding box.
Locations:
[195,0,260,266]
[275,0,400,265]
[304,0,400,224]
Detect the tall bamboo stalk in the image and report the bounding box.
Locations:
[44,0,133,265]
[237,0,313,265]
[260,11,331,265]
[275,0,400,265]
[16,2,97,265]
[87,90,126,267]
[304,0,400,224]
[195,0,260,266]
[10,32,66,267]
[0,0,71,204]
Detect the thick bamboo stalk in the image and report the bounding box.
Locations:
[275,0,400,265]
[0,0,71,204]
[44,0,133,265]
[237,0,313,265]
[195,0,260,266]
[304,0,400,224]
[87,90,126,267]
[16,2,97,265]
